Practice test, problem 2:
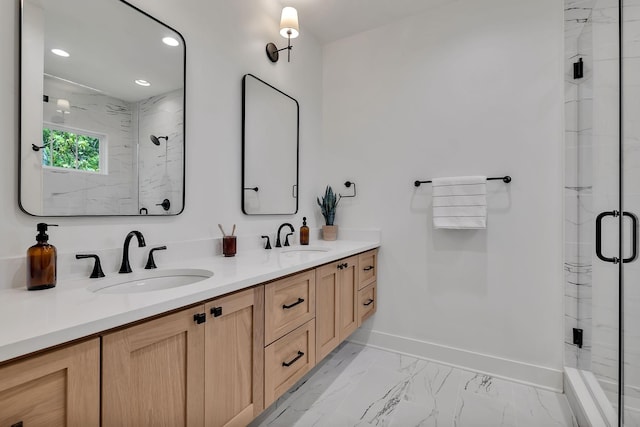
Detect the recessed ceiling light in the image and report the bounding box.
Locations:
[162,37,179,47]
[135,79,151,87]
[51,48,70,57]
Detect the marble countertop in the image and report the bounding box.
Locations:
[0,239,379,364]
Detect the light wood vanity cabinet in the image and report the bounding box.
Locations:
[315,256,358,361]
[264,270,315,345]
[263,270,317,406]
[358,282,377,325]
[358,249,378,290]
[102,286,264,427]
[102,305,206,427]
[264,319,316,407]
[357,249,378,326]
[1,247,378,426]
[0,338,100,427]
[204,287,264,427]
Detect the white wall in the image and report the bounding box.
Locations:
[323,0,565,388]
[1,0,323,259]
[2,0,569,390]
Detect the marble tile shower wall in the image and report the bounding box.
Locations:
[41,77,137,215]
[137,89,184,215]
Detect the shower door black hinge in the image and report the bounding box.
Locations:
[573,58,584,79]
[573,328,583,348]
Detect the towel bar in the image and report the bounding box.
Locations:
[414,175,511,187]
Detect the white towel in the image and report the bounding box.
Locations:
[432,176,487,229]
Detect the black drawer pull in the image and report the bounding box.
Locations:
[283,298,305,309]
[363,299,374,306]
[211,306,223,317]
[11,422,23,427]
[363,266,374,271]
[282,351,304,367]
[193,313,206,324]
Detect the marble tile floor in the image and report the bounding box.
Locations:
[251,342,577,427]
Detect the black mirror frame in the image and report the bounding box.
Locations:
[241,73,299,215]
[18,0,187,217]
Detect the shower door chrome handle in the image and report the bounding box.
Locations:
[623,211,638,263]
[596,210,620,264]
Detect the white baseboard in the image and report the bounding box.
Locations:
[348,328,564,392]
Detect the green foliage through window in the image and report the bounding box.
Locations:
[42,127,101,172]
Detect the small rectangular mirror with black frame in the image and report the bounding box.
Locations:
[242,74,299,215]
[20,0,186,216]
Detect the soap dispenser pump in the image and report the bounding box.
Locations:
[27,223,58,291]
[300,217,309,246]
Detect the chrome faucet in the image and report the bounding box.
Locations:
[119,230,146,273]
[275,223,295,248]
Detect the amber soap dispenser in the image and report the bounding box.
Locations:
[300,217,310,245]
[27,223,58,291]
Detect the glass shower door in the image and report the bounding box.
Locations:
[622,1,640,424]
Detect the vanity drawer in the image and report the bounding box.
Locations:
[358,282,377,326]
[358,249,378,290]
[265,270,316,345]
[264,319,316,407]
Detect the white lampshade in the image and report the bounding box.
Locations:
[279,7,299,38]
[56,99,71,113]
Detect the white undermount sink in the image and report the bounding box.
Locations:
[280,246,331,255]
[87,268,214,294]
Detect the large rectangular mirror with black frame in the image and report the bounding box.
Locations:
[242,74,299,215]
[20,0,185,216]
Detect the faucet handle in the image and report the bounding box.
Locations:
[284,233,293,247]
[76,254,105,278]
[261,235,272,250]
[145,246,167,269]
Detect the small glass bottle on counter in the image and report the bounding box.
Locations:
[300,217,309,245]
[27,223,58,290]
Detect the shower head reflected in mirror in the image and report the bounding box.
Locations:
[150,135,168,145]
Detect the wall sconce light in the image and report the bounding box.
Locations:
[56,99,71,114]
[266,7,299,63]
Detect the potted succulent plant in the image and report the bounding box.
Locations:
[317,185,342,241]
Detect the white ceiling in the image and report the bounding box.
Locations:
[278,0,458,44]
[31,0,183,103]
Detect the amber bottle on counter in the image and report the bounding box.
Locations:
[300,217,309,245]
[27,223,58,291]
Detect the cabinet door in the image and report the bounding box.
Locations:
[316,261,340,361]
[358,249,378,290]
[339,256,358,341]
[264,319,316,407]
[102,306,206,427]
[205,286,264,427]
[0,338,100,427]
[265,270,316,344]
[358,282,377,326]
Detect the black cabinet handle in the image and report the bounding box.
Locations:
[282,351,304,367]
[596,211,620,264]
[624,211,638,263]
[11,422,23,427]
[194,313,206,324]
[283,298,304,309]
[337,262,349,270]
[211,306,223,317]
[363,266,374,271]
[363,299,374,306]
